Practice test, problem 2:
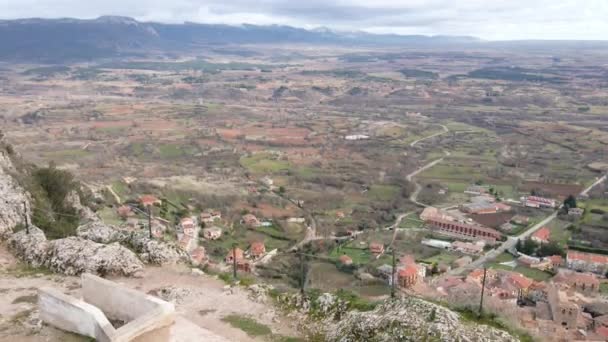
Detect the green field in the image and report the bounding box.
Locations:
[368,184,400,201]
[422,252,460,265]
[240,153,291,173]
[489,264,553,282]
[158,143,199,159]
[45,148,90,160]
[547,219,571,245]
[97,207,124,226]
[329,246,373,265]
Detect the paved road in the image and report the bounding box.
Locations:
[447,211,558,276]
[447,172,607,276]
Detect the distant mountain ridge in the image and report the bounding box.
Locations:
[0,16,480,62]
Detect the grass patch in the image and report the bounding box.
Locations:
[489,264,554,282]
[493,253,516,263]
[97,207,124,226]
[368,184,399,201]
[221,314,272,337]
[240,153,290,174]
[45,148,90,160]
[422,252,460,265]
[329,246,372,265]
[158,143,199,159]
[601,283,608,295]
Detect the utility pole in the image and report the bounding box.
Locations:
[391,247,396,299]
[232,243,238,280]
[23,201,29,235]
[147,205,152,239]
[479,266,487,318]
[299,252,305,297]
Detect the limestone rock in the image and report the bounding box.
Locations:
[325,297,518,342]
[64,190,97,222]
[0,152,30,238]
[76,220,126,244]
[7,227,48,268]
[8,227,144,277]
[125,231,188,265]
[45,237,144,276]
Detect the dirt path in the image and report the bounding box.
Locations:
[106,184,122,204]
[386,125,451,247]
[0,244,299,342]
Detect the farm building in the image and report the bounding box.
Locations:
[250,242,266,259]
[397,265,418,288]
[201,211,222,223]
[139,194,161,207]
[242,214,261,228]
[202,226,222,240]
[464,185,489,195]
[424,217,501,243]
[369,242,385,255]
[451,241,484,255]
[180,217,196,237]
[566,251,608,275]
[522,196,557,209]
[421,238,452,249]
[225,248,245,263]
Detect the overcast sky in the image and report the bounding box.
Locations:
[1,0,607,40]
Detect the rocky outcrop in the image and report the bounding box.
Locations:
[125,231,188,265]
[77,221,187,265]
[76,220,127,243]
[0,151,29,238]
[45,237,144,276]
[325,297,518,342]
[65,190,97,222]
[7,226,48,268]
[8,227,144,277]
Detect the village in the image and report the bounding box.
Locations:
[99,164,608,341]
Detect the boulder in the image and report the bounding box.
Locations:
[0,152,30,238]
[45,237,144,276]
[8,227,144,277]
[76,220,126,244]
[325,297,518,342]
[7,227,48,268]
[125,231,188,265]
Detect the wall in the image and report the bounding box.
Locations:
[38,287,115,342]
[82,273,173,322]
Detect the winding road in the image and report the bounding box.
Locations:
[448,172,608,276]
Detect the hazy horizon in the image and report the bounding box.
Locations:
[1,0,607,41]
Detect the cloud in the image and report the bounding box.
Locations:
[0,0,607,40]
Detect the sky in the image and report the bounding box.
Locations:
[1,0,607,40]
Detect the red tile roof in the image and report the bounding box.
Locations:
[339,255,353,265]
[568,251,608,265]
[570,272,600,286]
[508,273,533,289]
[398,265,418,278]
[369,242,384,253]
[532,227,550,242]
[548,255,563,265]
[139,194,160,206]
[226,248,244,261]
[250,242,265,256]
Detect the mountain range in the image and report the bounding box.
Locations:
[1,16,607,62]
[0,16,481,62]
